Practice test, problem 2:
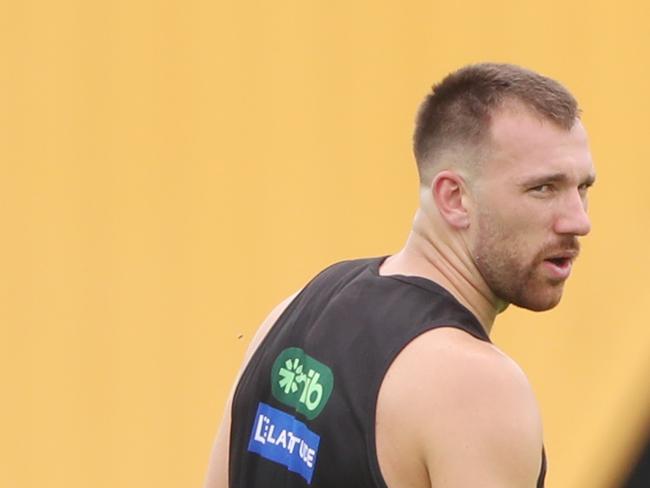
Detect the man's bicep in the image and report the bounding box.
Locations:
[424,401,543,488]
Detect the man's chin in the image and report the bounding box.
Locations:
[514,290,564,312]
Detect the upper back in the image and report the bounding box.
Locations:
[228,256,491,487]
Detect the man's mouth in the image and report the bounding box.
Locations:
[542,252,577,280]
[546,257,571,267]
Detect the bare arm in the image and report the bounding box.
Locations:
[203,292,298,488]
[376,327,544,488]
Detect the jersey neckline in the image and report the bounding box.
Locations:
[369,255,490,341]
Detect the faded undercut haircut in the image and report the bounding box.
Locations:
[413,63,580,186]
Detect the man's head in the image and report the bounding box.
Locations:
[413,63,580,185]
[414,63,595,311]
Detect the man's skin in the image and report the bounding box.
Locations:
[204,102,596,487]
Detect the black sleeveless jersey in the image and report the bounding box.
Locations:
[228,257,547,487]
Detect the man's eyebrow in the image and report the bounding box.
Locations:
[583,173,597,186]
[520,173,569,187]
[520,172,597,187]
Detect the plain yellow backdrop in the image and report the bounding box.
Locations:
[1,1,649,487]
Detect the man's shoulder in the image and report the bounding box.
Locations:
[409,327,527,380]
[376,327,543,487]
[381,327,537,414]
[309,256,383,282]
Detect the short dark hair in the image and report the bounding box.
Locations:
[413,63,580,185]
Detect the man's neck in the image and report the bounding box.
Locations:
[378,213,503,335]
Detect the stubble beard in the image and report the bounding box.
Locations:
[472,218,572,312]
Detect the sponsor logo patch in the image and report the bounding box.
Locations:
[271,347,334,420]
[247,402,320,484]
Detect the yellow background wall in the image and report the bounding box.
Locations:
[1,1,649,487]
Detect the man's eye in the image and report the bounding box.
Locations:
[531,184,553,193]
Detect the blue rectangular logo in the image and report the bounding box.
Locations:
[247,402,321,484]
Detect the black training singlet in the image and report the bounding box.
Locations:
[229,257,547,487]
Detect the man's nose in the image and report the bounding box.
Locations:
[554,189,592,236]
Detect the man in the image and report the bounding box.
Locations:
[204,63,596,487]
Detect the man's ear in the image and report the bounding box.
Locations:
[431,170,470,229]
